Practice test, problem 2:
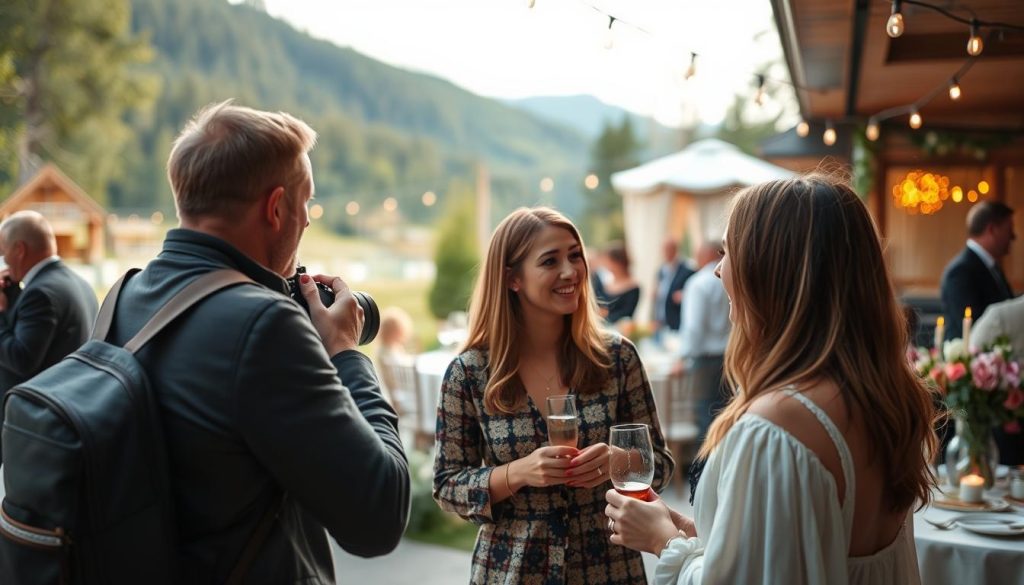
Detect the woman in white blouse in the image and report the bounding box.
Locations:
[605,175,940,584]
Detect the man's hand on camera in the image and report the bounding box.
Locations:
[299,273,364,355]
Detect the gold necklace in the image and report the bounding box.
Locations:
[544,371,560,392]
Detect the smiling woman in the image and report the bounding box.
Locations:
[432,206,673,585]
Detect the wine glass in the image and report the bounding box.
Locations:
[546,394,579,449]
[609,423,655,501]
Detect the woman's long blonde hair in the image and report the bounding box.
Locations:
[464,207,610,414]
[700,175,939,511]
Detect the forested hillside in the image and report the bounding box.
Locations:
[106,0,589,221]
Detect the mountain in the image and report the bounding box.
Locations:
[109,0,591,220]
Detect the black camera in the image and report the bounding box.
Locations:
[286,266,379,346]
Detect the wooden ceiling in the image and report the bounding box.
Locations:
[772,0,1024,131]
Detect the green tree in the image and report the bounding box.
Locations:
[0,0,155,198]
[583,117,641,244]
[428,181,478,320]
[713,94,783,156]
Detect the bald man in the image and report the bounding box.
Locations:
[0,211,98,402]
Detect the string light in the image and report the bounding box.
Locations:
[909,110,922,129]
[948,78,962,100]
[967,19,984,56]
[823,120,837,146]
[603,16,616,50]
[421,191,437,206]
[978,181,990,194]
[753,74,767,106]
[866,119,880,142]
[527,0,536,8]
[540,177,554,192]
[887,0,905,38]
[684,52,698,81]
[796,120,809,137]
[584,173,599,189]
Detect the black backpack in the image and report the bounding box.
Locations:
[0,269,274,585]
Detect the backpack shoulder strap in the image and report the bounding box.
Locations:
[92,268,142,342]
[124,269,254,353]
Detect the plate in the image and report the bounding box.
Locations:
[932,495,1011,512]
[954,513,1024,536]
[937,464,1009,481]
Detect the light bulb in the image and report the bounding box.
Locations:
[823,121,836,146]
[866,120,880,142]
[909,111,922,129]
[684,52,698,80]
[887,13,904,37]
[949,80,961,100]
[526,0,536,7]
[967,26,983,56]
[604,16,615,50]
[796,120,810,137]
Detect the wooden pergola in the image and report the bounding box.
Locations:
[769,0,1024,296]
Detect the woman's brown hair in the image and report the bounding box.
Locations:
[464,207,611,414]
[700,174,939,511]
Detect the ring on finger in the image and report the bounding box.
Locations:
[608,518,615,532]
[597,466,602,476]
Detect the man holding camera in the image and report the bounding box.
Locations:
[107,101,409,582]
[0,211,98,436]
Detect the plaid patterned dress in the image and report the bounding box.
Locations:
[433,335,674,585]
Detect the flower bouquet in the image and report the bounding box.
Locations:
[910,332,1024,488]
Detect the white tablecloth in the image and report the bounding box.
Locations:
[914,487,1024,585]
[413,350,455,435]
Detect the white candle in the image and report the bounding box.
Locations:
[1012,478,1024,500]
[959,473,984,503]
[933,316,945,353]
[963,307,972,350]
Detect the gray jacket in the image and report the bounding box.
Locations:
[109,228,409,584]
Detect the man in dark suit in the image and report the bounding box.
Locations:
[940,200,1019,464]
[652,237,693,344]
[940,201,1015,341]
[0,210,98,397]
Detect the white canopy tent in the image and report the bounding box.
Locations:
[610,138,794,326]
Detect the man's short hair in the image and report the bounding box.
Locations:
[168,101,317,219]
[0,210,56,254]
[967,201,1014,237]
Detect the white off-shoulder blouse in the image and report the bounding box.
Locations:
[656,389,920,585]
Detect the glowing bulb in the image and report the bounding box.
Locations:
[796,120,810,137]
[309,204,324,220]
[978,181,990,194]
[422,191,437,206]
[383,197,398,212]
[684,52,698,80]
[968,190,978,203]
[866,120,880,142]
[604,16,616,50]
[948,81,961,100]
[527,0,536,8]
[886,11,904,37]
[967,21,983,56]
[345,201,360,216]
[584,173,599,190]
[823,121,836,146]
[909,111,922,129]
[540,177,554,192]
[952,186,963,202]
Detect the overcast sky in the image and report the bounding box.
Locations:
[259,0,796,127]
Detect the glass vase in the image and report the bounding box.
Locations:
[945,415,1000,489]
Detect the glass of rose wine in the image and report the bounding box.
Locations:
[609,423,655,501]
[546,394,579,449]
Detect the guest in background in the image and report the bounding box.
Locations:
[433,207,673,585]
[652,237,694,345]
[0,211,98,416]
[970,296,1024,465]
[673,242,730,442]
[376,306,415,409]
[940,201,1015,341]
[605,174,937,584]
[601,240,640,327]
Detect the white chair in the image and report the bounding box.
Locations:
[652,370,700,495]
[378,357,433,450]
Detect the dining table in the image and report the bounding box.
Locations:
[914,482,1024,585]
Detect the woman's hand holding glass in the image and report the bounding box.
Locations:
[509,446,579,490]
[566,443,611,488]
[604,489,694,556]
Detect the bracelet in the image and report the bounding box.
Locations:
[662,530,687,554]
[504,461,515,496]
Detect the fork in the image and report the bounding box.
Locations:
[924,517,958,530]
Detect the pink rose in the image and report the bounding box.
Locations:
[1003,361,1021,389]
[1004,420,1021,434]
[945,362,967,383]
[969,353,1000,391]
[929,367,947,394]
[1005,388,1024,411]
[906,346,919,366]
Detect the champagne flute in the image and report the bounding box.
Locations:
[609,423,655,501]
[546,394,579,449]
